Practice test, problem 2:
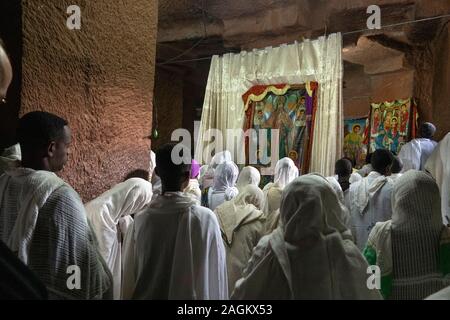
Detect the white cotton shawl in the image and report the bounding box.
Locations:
[0,168,112,299]
[425,133,450,224]
[85,178,153,299]
[209,161,239,211]
[0,168,64,263]
[122,192,228,300]
[236,166,261,191]
[350,171,388,216]
[231,174,381,300]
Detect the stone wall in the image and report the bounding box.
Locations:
[21,0,158,201]
[152,67,184,151]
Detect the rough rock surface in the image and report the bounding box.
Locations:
[21,0,158,201]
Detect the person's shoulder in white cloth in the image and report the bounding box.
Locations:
[425,132,450,225]
[121,143,228,300]
[399,122,438,172]
[85,177,153,300]
[0,111,113,299]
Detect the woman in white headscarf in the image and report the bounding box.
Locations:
[85,178,153,300]
[262,157,299,233]
[425,133,450,225]
[363,170,450,300]
[208,161,239,211]
[214,185,265,294]
[201,151,232,207]
[236,166,261,191]
[231,174,381,299]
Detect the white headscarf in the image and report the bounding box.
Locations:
[366,170,450,300]
[210,151,232,169]
[274,157,299,188]
[232,174,381,299]
[201,151,233,190]
[351,171,388,216]
[215,185,264,246]
[211,161,239,201]
[425,133,450,224]
[85,178,153,299]
[236,166,261,191]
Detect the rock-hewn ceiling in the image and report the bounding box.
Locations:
[156,0,450,75]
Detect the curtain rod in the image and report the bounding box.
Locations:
[156,13,450,65]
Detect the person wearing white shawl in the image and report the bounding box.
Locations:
[121,143,228,299]
[214,185,265,294]
[85,178,153,300]
[236,166,261,191]
[231,174,382,300]
[425,133,450,225]
[201,151,232,207]
[363,171,450,300]
[398,122,438,172]
[349,149,394,251]
[0,112,112,299]
[262,157,299,233]
[208,160,239,211]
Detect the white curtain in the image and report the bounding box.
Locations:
[195,33,343,176]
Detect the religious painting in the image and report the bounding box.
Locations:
[243,83,318,179]
[344,117,368,169]
[368,98,417,155]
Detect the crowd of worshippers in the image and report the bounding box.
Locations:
[2,44,450,300]
[1,111,450,300]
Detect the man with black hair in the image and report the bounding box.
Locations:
[335,158,353,192]
[349,149,394,250]
[399,122,438,172]
[389,156,403,183]
[0,111,112,299]
[122,143,228,300]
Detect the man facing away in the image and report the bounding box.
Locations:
[122,143,228,299]
[349,149,394,250]
[0,111,112,299]
[398,122,438,172]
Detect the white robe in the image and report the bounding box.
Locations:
[0,168,112,299]
[262,158,298,233]
[425,133,450,224]
[85,178,153,300]
[349,171,394,250]
[365,171,450,299]
[399,138,437,172]
[231,174,381,300]
[122,192,228,299]
[214,185,265,294]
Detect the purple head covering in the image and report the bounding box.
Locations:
[191,159,201,179]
